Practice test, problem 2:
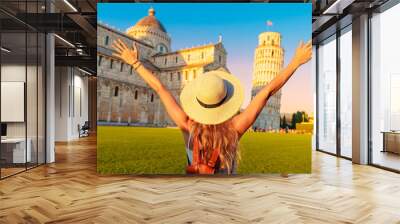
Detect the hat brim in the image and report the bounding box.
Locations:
[180,70,244,125]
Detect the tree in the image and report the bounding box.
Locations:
[282,115,287,128]
[280,115,288,129]
[291,111,310,129]
[291,113,296,129]
[302,111,309,122]
[295,111,303,123]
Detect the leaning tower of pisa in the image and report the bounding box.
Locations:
[251,32,284,131]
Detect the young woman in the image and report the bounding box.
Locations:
[112,38,312,175]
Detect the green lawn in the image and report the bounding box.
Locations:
[97,126,311,174]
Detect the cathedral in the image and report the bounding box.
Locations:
[97,8,228,126]
[251,31,284,131]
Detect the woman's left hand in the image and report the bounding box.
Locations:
[293,40,312,67]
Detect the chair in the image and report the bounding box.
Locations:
[78,121,90,138]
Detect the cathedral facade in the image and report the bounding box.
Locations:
[251,32,284,130]
[97,8,227,126]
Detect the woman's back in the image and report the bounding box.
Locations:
[184,120,239,174]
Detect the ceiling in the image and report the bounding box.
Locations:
[98,0,310,2]
[1,0,395,74]
[0,0,97,74]
[312,0,390,43]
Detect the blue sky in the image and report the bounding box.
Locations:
[98,3,312,114]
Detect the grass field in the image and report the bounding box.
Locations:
[97,126,311,174]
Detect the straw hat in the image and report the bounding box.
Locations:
[180,70,244,125]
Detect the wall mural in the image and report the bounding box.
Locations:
[97,3,312,174]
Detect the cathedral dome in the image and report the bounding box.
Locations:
[134,8,166,33]
[126,7,171,53]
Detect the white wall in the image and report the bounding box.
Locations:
[55,66,69,141]
[72,73,89,138]
[54,67,89,141]
[1,65,38,138]
[1,63,46,164]
[1,64,26,81]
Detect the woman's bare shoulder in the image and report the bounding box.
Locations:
[231,115,246,137]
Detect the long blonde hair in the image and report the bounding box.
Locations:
[191,119,240,173]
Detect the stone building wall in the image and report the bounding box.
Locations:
[97,23,227,126]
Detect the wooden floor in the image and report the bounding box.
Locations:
[373,151,400,171]
[1,136,400,223]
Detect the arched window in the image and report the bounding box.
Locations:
[164,58,167,65]
[271,39,275,46]
[175,56,178,63]
[151,94,154,102]
[105,36,109,45]
[114,86,119,97]
[157,43,167,53]
[134,90,138,100]
[130,66,133,75]
[218,55,222,63]
[187,54,191,61]
[177,72,181,80]
[193,70,197,79]
[98,56,103,66]
[110,59,114,69]
[271,50,274,57]
[170,73,173,81]
[120,63,124,72]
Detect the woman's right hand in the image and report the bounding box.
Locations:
[112,39,139,65]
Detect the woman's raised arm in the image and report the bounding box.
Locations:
[232,40,312,136]
[112,39,189,131]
